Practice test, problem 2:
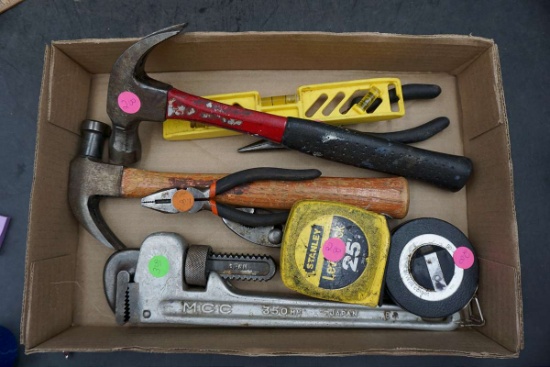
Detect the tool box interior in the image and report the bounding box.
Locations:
[22,32,521,356]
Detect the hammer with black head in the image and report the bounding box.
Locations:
[106,24,472,191]
[69,120,410,249]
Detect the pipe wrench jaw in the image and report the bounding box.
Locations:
[103,250,148,326]
[103,249,140,313]
[110,233,189,325]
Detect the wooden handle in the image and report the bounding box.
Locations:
[121,168,409,219]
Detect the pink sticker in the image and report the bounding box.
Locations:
[453,246,475,269]
[322,237,346,262]
[118,91,141,114]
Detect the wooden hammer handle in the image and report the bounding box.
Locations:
[121,168,409,219]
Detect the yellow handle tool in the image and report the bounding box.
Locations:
[163,78,405,140]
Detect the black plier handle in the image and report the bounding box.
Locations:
[141,168,321,226]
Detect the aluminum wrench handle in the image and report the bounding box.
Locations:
[113,232,460,330]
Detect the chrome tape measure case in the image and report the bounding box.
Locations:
[280,200,390,307]
[385,218,479,318]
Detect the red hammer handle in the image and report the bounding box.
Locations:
[165,88,471,191]
[121,168,409,219]
[166,89,288,142]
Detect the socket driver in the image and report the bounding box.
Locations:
[106,232,461,330]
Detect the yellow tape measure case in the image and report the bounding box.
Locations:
[280,201,391,307]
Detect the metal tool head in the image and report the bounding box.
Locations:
[68,120,126,250]
[107,24,187,166]
[141,187,209,214]
[127,232,190,324]
[222,211,285,248]
[237,140,285,153]
[238,117,451,153]
[103,249,140,312]
[184,245,277,286]
[141,188,180,213]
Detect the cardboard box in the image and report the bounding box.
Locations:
[22,31,522,357]
[0,0,24,14]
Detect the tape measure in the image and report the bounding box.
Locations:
[385,218,479,318]
[280,200,390,307]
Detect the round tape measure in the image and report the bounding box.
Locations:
[385,218,478,318]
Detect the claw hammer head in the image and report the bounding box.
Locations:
[68,120,126,250]
[107,23,187,166]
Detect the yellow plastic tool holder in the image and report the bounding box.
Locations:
[163,78,404,141]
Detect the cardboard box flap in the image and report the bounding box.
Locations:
[459,46,506,140]
[24,255,75,349]
[22,44,81,344]
[47,46,91,134]
[25,121,80,263]
[476,259,522,352]
[21,45,52,344]
[53,32,494,75]
[464,124,519,267]
[0,0,23,13]
[29,326,514,357]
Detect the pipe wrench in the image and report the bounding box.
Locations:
[104,232,462,330]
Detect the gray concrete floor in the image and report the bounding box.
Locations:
[1,0,549,365]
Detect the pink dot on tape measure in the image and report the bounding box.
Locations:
[453,246,475,269]
[322,237,346,262]
[118,91,141,114]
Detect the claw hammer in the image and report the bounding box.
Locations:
[106,24,472,191]
[69,120,409,250]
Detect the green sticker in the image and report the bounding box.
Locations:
[148,255,170,278]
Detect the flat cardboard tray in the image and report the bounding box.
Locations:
[22,31,522,357]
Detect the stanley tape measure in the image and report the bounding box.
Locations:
[280,200,390,307]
